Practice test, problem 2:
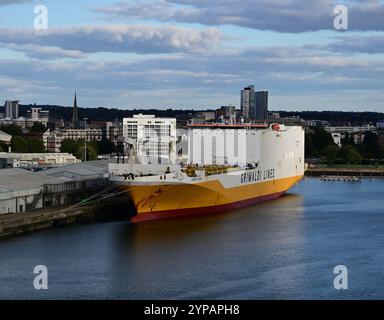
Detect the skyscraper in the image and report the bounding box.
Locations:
[255,91,268,120]
[4,100,19,119]
[72,92,79,129]
[240,85,255,121]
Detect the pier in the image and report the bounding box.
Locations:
[0,197,132,239]
[305,165,384,177]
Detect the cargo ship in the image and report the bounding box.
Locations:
[109,123,305,222]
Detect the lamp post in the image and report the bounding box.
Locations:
[83,117,88,162]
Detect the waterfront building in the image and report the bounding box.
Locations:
[376,120,384,130]
[4,100,19,119]
[240,85,255,121]
[43,128,103,153]
[353,132,366,145]
[27,107,49,124]
[215,106,237,124]
[0,161,109,215]
[123,114,177,164]
[0,152,80,168]
[26,107,49,127]
[324,125,376,134]
[255,91,268,120]
[0,106,49,129]
[43,121,121,153]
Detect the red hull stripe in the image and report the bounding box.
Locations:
[131,191,285,223]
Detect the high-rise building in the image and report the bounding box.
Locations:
[240,85,255,121]
[4,100,19,119]
[72,92,79,129]
[123,114,177,164]
[255,91,268,120]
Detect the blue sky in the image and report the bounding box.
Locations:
[0,0,383,111]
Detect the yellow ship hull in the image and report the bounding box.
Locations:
[120,175,303,222]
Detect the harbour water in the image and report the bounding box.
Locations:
[1,177,384,299]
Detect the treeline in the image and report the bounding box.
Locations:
[20,104,384,125]
[278,111,384,124]
[0,124,46,153]
[60,139,115,161]
[20,104,196,123]
[306,126,384,165]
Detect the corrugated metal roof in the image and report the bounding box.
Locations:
[42,160,109,180]
[0,168,63,193]
[0,160,109,194]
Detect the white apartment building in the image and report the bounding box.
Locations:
[123,114,177,164]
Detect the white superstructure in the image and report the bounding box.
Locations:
[123,114,177,165]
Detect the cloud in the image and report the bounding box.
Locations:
[0,25,222,57]
[0,0,30,6]
[2,43,86,59]
[0,41,383,110]
[96,0,384,32]
[323,35,384,54]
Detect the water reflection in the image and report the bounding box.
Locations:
[2,178,384,299]
[108,193,305,299]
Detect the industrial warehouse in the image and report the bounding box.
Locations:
[0,161,109,215]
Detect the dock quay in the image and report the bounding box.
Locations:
[320,175,361,182]
[0,198,132,239]
[0,160,133,239]
[305,165,384,177]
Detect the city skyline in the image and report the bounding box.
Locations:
[0,1,384,111]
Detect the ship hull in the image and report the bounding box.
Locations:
[120,174,303,223]
[130,190,285,222]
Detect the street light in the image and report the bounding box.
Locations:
[83,117,88,162]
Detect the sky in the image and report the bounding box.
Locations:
[0,0,383,111]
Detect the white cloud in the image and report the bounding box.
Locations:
[97,0,384,32]
[0,24,223,57]
[0,0,30,6]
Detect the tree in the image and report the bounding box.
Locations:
[30,122,47,133]
[76,144,97,161]
[312,126,334,150]
[341,132,355,146]
[0,142,7,152]
[60,139,81,155]
[305,133,315,158]
[340,145,362,165]
[361,131,380,159]
[0,124,23,137]
[28,138,46,153]
[323,144,339,164]
[96,138,115,155]
[11,136,28,152]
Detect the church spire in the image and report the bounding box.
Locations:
[72,91,79,128]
